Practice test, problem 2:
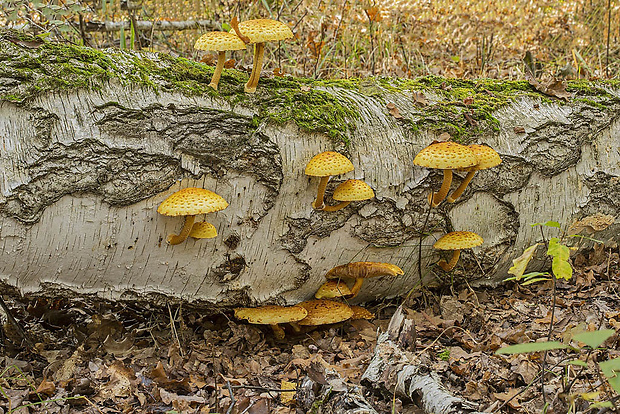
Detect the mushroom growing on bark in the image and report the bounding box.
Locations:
[234,305,308,340]
[315,280,352,299]
[433,231,484,271]
[322,179,375,212]
[157,188,228,245]
[194,31,247,90]
[325,262,404,298]
[297,300,354,326]
[188,221,218,240]
[305,151,354,210]
[447,144,502,203]
[413,142,477,207]
[231,18,293,93]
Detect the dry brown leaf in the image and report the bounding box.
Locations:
[570,213,616,233]
[35,378,56,396]
[436,132,452,142]
[526,72,572,100]
[463,96,474,105]
[280,380,297,406]
[412,91,428,106]
[493,388,522,409]
[386,102,403,118]
[224,59,236,69]
[514,126,526,133]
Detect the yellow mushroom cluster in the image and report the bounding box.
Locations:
[194,18,293,92]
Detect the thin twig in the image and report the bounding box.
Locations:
[225,381,236,414]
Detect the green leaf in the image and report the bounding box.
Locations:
[552,257,573,280]
[119,25,126,50]
[130,20,136,50]
[222,22,231,32]
[566,359,588,367]
[495,341,568,355]
[547,238,570,260]
[521,277,551,286]
[599,357,620,395]
[590,401,614,408]
[531,221,561,229]
[572,329,615,348]
[507,243,540,280]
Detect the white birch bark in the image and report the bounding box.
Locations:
[0,33,618,305]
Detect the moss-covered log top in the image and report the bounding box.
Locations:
[1,29,620,145]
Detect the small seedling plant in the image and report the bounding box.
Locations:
[499,221,618,410]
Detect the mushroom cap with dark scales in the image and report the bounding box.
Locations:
[315,280,352,299]
[232,19,293,44]
[157,188,228,217]
[194,31,247,51]
[325,262,404,280]
[460,144,502,171]
[332,179,375,201]
[350,306,375,320]
[305,151,354,177]
[234,305,308,325]
[433,231,484,250]
[297,300,354,326]
[189,221,218,239]
[413,142,478,170]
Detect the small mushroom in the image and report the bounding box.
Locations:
[157,188,228,245]
[322,179,375,212]
[297,300,354,326]
[433,231,484,271]
[315,280,352,299]
[231,18,293,93]
[305,151,354,210]
[447,144,502,203]
[234,305,308,340]
[413,142,478,207]
[350,305,375,320]
[188,221,218,240]
[194,31,247,90]
[325,262,404,298]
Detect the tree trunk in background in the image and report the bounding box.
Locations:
[1,31,619,306]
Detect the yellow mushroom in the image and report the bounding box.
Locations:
[433,231,484,271]
[315,280,352,299]
[157,188,228,245]
[413,142,477,207]
[322,179,375,212]
[325,262,404,298]
[188,221,218,240]
[305,151,354,210]
[297,300,354,326]
[234,305,308,340]
[194,31,246,90]
[447,144,502,203]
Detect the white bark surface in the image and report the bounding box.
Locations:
[1,35,619,305]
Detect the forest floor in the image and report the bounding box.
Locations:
[0,243,619,414]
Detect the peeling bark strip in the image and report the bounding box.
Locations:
[362,306,486,414]
[0,31,619,305]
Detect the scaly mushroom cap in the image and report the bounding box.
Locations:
[433,231,484,250]
[297,300,354,326]
[332,179,375,201]
[325,262,404,280]
[232,19,293,44]
[459,144,502,171]
[234,305,308,325]
[350,305,375,320]
[157,188,229,216]
[194,31,247,51]
[305,151,354,177]
[315,280,352,299]
[189,221,217,239]
[413,142,478,170]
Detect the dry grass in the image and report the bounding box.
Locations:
[3,0,620,79]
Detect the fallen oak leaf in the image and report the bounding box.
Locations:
[514,126,526,133]
[412,91,428,106]
[386,102,403,118]
[526,72,572,100]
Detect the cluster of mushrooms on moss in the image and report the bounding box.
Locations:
[194,18,293,92]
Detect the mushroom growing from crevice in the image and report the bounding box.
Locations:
[322,179,375,212]
[194,31,246,90]
[325,262,404,298]
[231,18,293,93]
[305,151,354,210]
[413,142,478,207]
[315,280,352,299]
[188,221,218,240]
[297,300,354,327]
[234,305,308,340]
[350,305,375,320]
[157,188,228,245]
[433,231,484,271]
[447,144,502,203]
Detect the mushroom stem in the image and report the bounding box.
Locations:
[431,169,453,207]
[289,322,301,332]
[245,42,265,93]
[438,250,461,272]
[447,170,476,203]
[312,176,330,209]
[322,201,351,212]
[349,278,364,298]
[167,215,196,245]
[208,51,227,90]
[270,324,285,340]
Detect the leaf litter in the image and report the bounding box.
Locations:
[0,244,618,413]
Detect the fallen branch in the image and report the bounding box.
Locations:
[361,305,487,414]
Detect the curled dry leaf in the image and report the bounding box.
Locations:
[463,96,474,105]
[386,102,403,118]
[514,126,526,134]
[412,91,428,106]
[526,72,572,100]
[224,59,236,69]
